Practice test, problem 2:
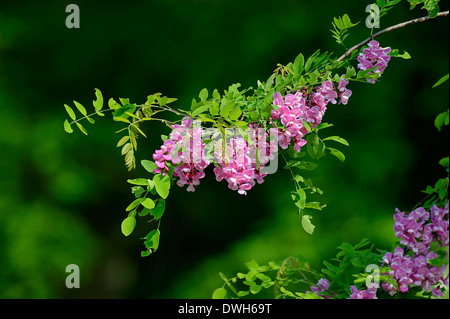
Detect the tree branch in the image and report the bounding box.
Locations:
[337,11,449,62]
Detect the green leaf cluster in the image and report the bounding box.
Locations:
[408,0,441,17]
[330,14,360,48]
[213,256,321,299]
[121,160,171,257]
[63,88,105,135]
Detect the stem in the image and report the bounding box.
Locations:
[337,11,449,62]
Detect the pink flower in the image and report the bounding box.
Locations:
[357,40,391,84]
[152,117,209,191]
[348,285,378,299]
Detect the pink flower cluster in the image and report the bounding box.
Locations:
[381,203,449,297]
[348,285,378,299]
[213,125,276,195]
[382,247,447,296]
[270,78,351,151]
[307,278,332,298]
[357,40,391,84]
[153,117,209,192]
[152,119,277,195]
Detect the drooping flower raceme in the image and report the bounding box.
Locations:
[381,203,449,296]
[212,124,277,195]
[153,119,278,195]
[153,117,210,192]
[271,77,351,152]
[357,40,391,84]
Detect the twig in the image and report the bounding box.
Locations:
[337,11,449,62]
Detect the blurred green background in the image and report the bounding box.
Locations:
[0,0,448,298]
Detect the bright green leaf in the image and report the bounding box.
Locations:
[93,88,103,111]
[73,101,87,116]
[323,135,349,146]
[439,157,449,167]
[327,147,345,162]
[302,215,315,234]
[153,174,170,199]
[143,229,160,252]
[117,136,130,147]
[293,53,305,74]
[121,216,136,237]
[127,178,150,186]
[141,198,155,210]
[126,198,144,211]
[151,199,165,220]
[191,103,211,117]
[141,160,158,173]
[432,74,449,88]
[64,104,76,121]
[245,260,259,271]
[75,122,88,135]
[63,120,73,133]
[199,88,208,101]
[212,287,227,299]
[434,111,448,131]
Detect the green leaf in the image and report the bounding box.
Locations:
[306,133,325,159]
[390,49,411,59]
[114,104,136,118]
[323,136,349,146]
[305,202,324,210]
[153,174,171,199]
[141,198,155,210]
[126,198,143,211]
[285,160,318,171]
[439,157,449,168]
[142,229,160,252]
[293,53,305,75]
[345,66,356,79]
[75,122,88,135]
[191,103,211,117]
[432,74,449,88]
[301,215,315,234]
[434,111,448,131]
[64,104,76,121]
[141,160,158,173]
[121,216,136,237]
[117,136,130,147]
[212,287,227,299]
[120,97,130,106]
[63,119,73,133]
[237,290,250,297]
[121,142,132,155]
[220,101,235,118]
[93,88,103,111]
[295,188,306,209]
[151,199,166,220]
[85,115,95,124]
[265,73,276,91]
[131,186,145,198]
[245,260,259,271]
[73,101,87,116]
[316,122,334,130]
[127,178,150,186]
[108,98,121,110]
[210,101,219,116]
[229,106,242,121]
[376,0,386,8]
[327,147,345,162]
[304,50,320,73]
[250,284,262,294]
[199,88,209,101]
